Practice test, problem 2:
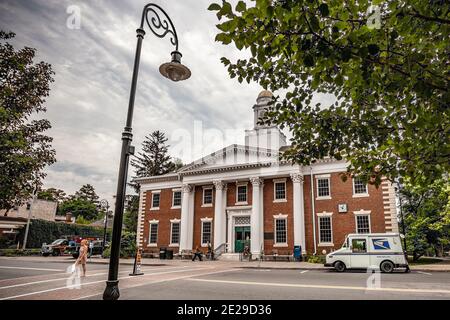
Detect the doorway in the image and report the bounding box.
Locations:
[234,226,250,253]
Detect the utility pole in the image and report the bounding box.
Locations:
[22,186,38,250]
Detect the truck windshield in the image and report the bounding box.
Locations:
[51,239,64,245]
[342,237,349,248]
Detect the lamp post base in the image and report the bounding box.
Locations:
[103,280,120,300]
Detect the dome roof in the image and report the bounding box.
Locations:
[257,90,273,99]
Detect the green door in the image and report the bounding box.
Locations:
[234,226,251,253]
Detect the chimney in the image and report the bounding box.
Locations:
[65,212,72,223]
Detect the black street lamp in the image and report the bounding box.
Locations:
[99,199,109,251]
[103,3,191,300]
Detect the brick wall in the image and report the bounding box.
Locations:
[192,185,215,253]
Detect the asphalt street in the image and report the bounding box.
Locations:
[0,257,449,300]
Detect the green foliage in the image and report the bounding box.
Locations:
[58,197,98,220]
[0,31,56,213]
[37,188,66,203]
[74,184,99,205]
[102,231,136,258]
[75,215,91,225]
[0,249,41,256]
[16,219,108,248]
[305,255,326,264]
[401,178,450,261]
[124,195,139,233]
[209,0,450,187]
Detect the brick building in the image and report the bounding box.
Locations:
[135,91,398,258]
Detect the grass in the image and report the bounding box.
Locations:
[407,256,445,265]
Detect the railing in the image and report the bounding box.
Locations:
[212,243,227,260]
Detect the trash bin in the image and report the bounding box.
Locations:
[165,250,173,260]
[159,247,167,260]
[294,245,302,261]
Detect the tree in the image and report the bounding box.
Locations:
[58,198,98,221]
[400,178,450,261]
[208,0,449,187]
[37,188,66,203]
[124,195,139,233]
[0,31,56,215]
[74,184,99,205]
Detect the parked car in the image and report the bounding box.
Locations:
[69,240,107,258]
[324,233,410,273]
[41,239,70,257]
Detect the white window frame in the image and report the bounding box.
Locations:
[200,217,213,247]
[171,189,182,209]
[150,191,161,210]
[273,178,287,203]
[352,176,369,198]
[273,214,288,247]
[317,211,333,246]
[354,210,372,234]
[202,186,213,207]
[169,218,181,246]
[235,182,248,205]
[147,219,159,247]
[316,174,331,200]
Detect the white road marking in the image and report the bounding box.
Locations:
[73,268,242,300]
[300,270,309,274]
[416,271,432,276]
[0,266,185,290]
[0,266,64,272]
[186,278,450,295]
[0,266,209,300]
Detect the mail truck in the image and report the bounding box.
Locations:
[324,233,409,273]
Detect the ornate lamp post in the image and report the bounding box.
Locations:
[103,3,190,300]
[99,199,109,251]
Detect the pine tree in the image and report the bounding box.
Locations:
[130,130,177,183]
[74,184,99,205]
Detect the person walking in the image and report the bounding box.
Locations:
[76,239,89,277]
[192,246,203,261]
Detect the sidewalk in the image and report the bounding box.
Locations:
[2,255,450,272]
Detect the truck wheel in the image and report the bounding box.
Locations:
[51,251,59,256]
[42,253,49,257]
[334,261,346,272]
[380,260,394,273]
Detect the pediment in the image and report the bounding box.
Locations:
[178,144,280,174]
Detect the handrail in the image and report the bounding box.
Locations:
[213,243,227,260]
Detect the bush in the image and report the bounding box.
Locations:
[0,249,41,256]
[102,231,136,259]
[305,255,326,264]
[15,219,112,248]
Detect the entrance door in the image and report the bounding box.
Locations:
[234,226,251,253]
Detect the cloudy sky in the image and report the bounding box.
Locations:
[1,0,276,203]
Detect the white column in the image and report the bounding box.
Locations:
[180,184,192,251]
[291,172,306,253]
[250,177,263,256]
[213,180,226,250]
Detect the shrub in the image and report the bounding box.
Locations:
[0,249,41,256]
[102,231,136,259]
[305,255,326,264]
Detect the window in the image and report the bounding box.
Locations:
[317,178,330,198]
[237,185,247,203]
[275,218,287,244]
[274,181,286,200]
[201,221,212,245]
[203,188,213,205]
[356,215,371,234]
[151,192,160,209]
[149,223,158,245]
[172,191,181,207]
[319,216,332,243]
[170,222,180,245]
[352,239,367,253]
[353,177,368,195]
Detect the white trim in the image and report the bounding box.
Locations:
[201,219,213,247]
[235,182,248,205]
[354,211,371,234]
[172,188,182,191]
[316,176,331,199]
[318,215,333,245]
[353,209,371,215]
[352,177,369,197]
[151,190,161,193]
[171,190,182,209]
[273,180,287,202]
[273,214,288,245]
[151,192,161,210]
[273,243,288,247]
[169,220,181,246]
[202,187,213,206]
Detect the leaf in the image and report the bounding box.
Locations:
[318,3,329,17]
[215,33,232,44]
[235,1,246,13]
[207,3,221,11]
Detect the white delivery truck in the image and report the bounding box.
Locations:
[324,233,410,273]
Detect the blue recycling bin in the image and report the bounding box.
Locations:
[294,245,302,261]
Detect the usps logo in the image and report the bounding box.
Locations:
[373,239,390,250]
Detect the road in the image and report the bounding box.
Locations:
[0,257,449,300]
